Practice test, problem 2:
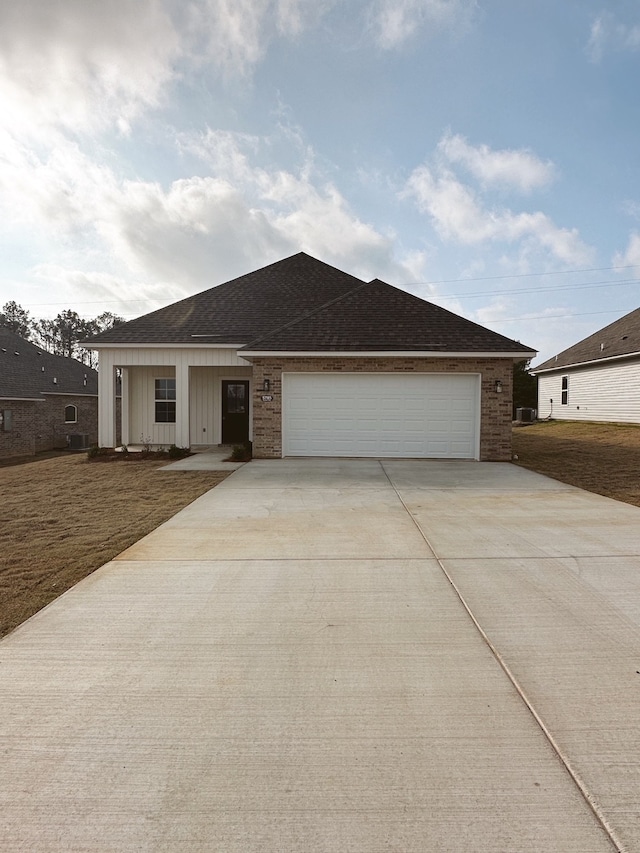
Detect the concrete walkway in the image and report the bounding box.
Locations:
[2,459,640,851]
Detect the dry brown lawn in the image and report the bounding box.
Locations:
[0,454,228,638]
[512,420,640,507]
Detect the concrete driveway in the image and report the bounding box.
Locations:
[2,459,639,852]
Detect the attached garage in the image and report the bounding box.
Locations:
[282,372,480,458]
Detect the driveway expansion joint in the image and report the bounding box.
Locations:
[378,459,625,853]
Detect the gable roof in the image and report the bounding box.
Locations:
[86,253,364,346]
[0,328,98,400]
[83,252,535,357]
[533,308,640,372]
[242,278,535,355]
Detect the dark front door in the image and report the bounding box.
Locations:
[222,380,250,444]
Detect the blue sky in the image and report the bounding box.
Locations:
[1,0,639,363]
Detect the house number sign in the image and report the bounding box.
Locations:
[261,394,273,402]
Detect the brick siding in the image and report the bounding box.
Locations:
[249,357,514,461]
[0,395,99,460]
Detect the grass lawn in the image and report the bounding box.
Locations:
[0,453,229,638]
[512,420,640,507]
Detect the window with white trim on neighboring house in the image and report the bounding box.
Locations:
[561,376,568,405]
[64,404,77,423]
[155,378,176,423]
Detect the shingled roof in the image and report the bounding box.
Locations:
[533,308,640,372]
[85,252,536,357]
[86,253,364,346]
[241,278,534,354]
[0,328,98,400]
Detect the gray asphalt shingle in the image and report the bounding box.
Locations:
[534,307,640,371]
[85,253,535,356]
[0,328,97,400]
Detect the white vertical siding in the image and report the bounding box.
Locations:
[125,364,250,447]
[94,347,250,367]
[190,368,217,445]
[97,350,117,447]
[121,368,130,446]
[129,366,176,446]
[537,360,640,423]
[189,366,252,445]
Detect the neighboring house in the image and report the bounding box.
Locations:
[533,307,640,423]
[0,328,98,459]
[83,253,536,461]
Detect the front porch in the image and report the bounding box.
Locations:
[96,347,253,449]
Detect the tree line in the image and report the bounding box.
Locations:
[0,301,124,369]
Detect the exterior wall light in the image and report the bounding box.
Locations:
[263,378,270,392]
[495,380,503,393]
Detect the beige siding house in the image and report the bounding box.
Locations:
[533,308,640,423]
[85,254,536,461]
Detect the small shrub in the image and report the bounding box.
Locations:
[230,441,252,462]
[168,444,190,459]
[87,445,109,459]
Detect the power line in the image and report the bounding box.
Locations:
[11,263,640,311]
[401,263,640,286]
[437,276,640,300]
[492,308,630,323]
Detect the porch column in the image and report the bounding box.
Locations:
[175,361,190,448]
[120,368,130,447]
[98,353,116,448]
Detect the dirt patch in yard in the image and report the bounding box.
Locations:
[0,453,229,638]
[512,420,640,507]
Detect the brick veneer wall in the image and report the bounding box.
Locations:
[0,400,40,458]
[35,395,99,453]
[249,356,514,461]
[0,395,99,460]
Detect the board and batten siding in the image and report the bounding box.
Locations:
[128,366,176,446]
[537,359,640,423]
[189,366,252,445]
[95,347,250,447]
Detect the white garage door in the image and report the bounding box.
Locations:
[283,372,479,458]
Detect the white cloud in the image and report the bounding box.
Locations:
[369,0,474,50]
[404,135,593,267]
[587,12,640,62]
[0,0,341,140]
[30,265,171,320]
[613,232,640,274]
[0,1,182,137]
[0,126,422,306]
[438,132,556,193]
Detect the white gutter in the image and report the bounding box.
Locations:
[80,342,247,350]
[241,350,536,359]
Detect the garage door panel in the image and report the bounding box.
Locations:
[283,373,479,458]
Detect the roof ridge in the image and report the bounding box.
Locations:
[240,278,371,350]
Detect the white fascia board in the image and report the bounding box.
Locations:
[0,396,45,402]
[532,350,640,374]
[241,350,536,359]
[82,342,247,350]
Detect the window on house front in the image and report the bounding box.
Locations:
[155,378,176,423]
[64,404,77,423]
[561,376,568,405]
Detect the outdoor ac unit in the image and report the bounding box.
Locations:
[68,433,90,450]
[516,407,536,423]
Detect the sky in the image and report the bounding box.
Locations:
[1,0,639,365]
